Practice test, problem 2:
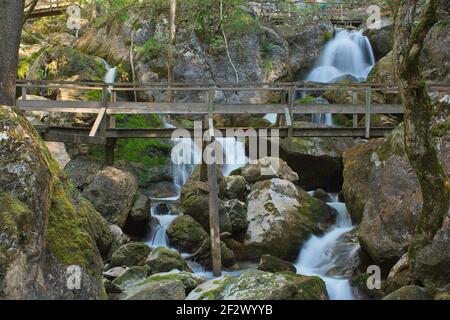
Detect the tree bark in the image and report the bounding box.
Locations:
[0,0,25,106]
[167,0,176,102]
[393,0,450,273]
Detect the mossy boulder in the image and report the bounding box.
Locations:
[312,189,333,203]
[119,278,186,300]
[0,105,107,299]
[384,254,414,295]
[64,156,103,190]
[187,270,329,300]
[225,175,248,201]
[112,265,150,288]
[224,199,248,235]
[82,166,138,228]
[110,242,151,268]
[145,270,205,293]
[240,157,299,183]
[166,215,209,253]
[258,255,297,273]
[145,247,192,274]
[383,285,432,300]
[241,178,336,261]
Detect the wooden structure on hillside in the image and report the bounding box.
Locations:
[15,80,450,276]
[25,0,73,19]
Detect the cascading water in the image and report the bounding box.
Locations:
[99,58,117,88]
[306,29,375,127]
[294,198,355,300]
[306,29,375,84]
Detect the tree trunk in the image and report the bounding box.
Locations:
[167,0,176,102]
[0,0,25,106]
[393,0,450,273]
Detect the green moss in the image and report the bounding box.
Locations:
[46,181,97,268]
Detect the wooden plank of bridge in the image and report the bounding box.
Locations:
[206,87,222,277]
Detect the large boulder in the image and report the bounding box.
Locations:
[383,285,431,301]
[413,215,450,290]
[364,19,393,61]
[109,242,151,268]
[166,215,209,253]
[384,254,414,295]
[123,192,151,237]
[64,156,103,190]
[278,137,357,191]
[187,270,328,300]
[119,278,186,300]
[0,105,106,299]
[82,166,138,228]
[342,128,450,268]
[240,157,299,183]
[240,178,336,261]
[145,247,192,274]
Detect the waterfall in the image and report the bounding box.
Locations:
[306,29,375,84]
[99,58,117,87]
[294,198,355,300]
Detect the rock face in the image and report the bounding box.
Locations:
[364,19,393,61]
[278,137,357,191]
[0,105,108,299]
[413,215,450,290]
[240,157,299,183]
[343,128,450,268]
[166,215,209,253]
[187,270,328,300]
[327,228,365,277]
[241,178,335,261]
[82,166,138,228]
[258,255,297,273]
[109,242,151,268]
[64,156,103,190]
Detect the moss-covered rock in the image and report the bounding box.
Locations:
[146,246,192,274]
[146,270,205,293]
[258,255,297,273]
[109,242,151,268]
[383,285,432,300]
[166,215,208,253]
[119,278,186,300]
[123,192,151,237]
[225,175,248,201]
[224,199,248,236]
[187,270,328,300]
[241,178,335,261]
[0,105,107,299]
[112,265,150,288]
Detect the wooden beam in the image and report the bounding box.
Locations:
[206,120,222,277]
[17,100,101,113]
[89,107,107,137]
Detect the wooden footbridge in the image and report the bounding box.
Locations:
[25,0,73,19]
[14,80,449,276]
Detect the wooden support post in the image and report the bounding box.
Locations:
[21,86,27,100]
[105,138,116,166]
[287,86,295,137]
[352,90,358,128]
[365,87,372,139]
[109,90,116,128]
[206,87,221,276]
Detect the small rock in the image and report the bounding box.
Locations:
[146,246,192,274]
[166,215,208,253]
[383,285,431,300]
[124,192,151,237]
[225,175,248,201]
[241,157,299,183]
[113,266,150,288]
[312,189,332,203]
[103,267,127,280]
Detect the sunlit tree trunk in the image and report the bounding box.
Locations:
[0,0,25,106]
[393,0,450,274]
[167,0,176,102]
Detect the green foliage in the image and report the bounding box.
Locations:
[136,36,167,59]
[297,95,315,104]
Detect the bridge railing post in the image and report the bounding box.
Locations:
[365,86,372,139]
[352,90,358,128]
[21,85,27,101]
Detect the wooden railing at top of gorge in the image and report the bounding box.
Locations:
[15,80,450,145]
